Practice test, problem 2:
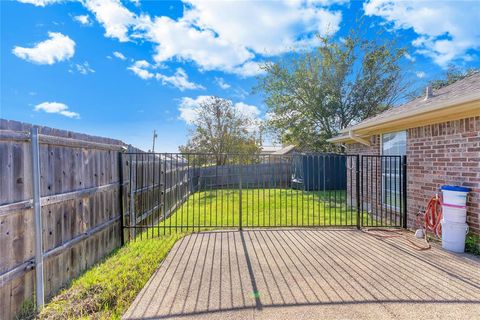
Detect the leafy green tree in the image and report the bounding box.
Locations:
[257,32,408,151]
[406,66,479,100]
[179,96,260,165]
[428,66,479,90]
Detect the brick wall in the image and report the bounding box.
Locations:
[347,135,380,155]
[407,116,480,235]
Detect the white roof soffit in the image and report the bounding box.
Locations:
[348,130,370,146]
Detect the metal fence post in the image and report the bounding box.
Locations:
[31,127,44,310]
[402,155,408,229]
[356,154,361,230]
[129,156,136,239]
[118,152,125,246]
[239,162,243,230]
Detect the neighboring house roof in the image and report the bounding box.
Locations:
[328,72,480,144]
[272,145,296,155]
[261,145,296,155]
[261,145,283,154]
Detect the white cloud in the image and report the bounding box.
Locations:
[113,51,126,60]
[404,52,415,62]
[229,61,266,77]
[83,0,136,42]
[364,0,480,67]
[183,0,342,55]
[128,60,154,79]
[234,102,261,119]
[12,32,75,65]
[34,102,80,118]
[73,14,91,25]
[178,95,261,124]
[178,96,211,124]
[416,71,426,79]
[17,0,62,6]
[214,77,230,89]
[135,14,254,74]
[132,60,149,68]
[155,68,204,91]
[233,87,249,99]
[314,0,349,5]
[73,61,95,75]
[128,60,203,90]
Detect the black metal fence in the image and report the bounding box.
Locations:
[120,153,407,240]
[360,155,407,228]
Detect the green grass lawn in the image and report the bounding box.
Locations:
[151,188,362,234]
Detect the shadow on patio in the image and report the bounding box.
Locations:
[123,229,480,320]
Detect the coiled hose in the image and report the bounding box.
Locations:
[422,194,443,238]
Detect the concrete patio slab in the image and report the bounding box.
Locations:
[124,229,480,320]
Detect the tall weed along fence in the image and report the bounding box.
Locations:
[0,120,128,320]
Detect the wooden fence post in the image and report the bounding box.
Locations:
[31,127,45,309]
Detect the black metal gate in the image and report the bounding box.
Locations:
[119,153,407,241]
[360,155,407,228]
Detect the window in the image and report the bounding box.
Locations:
[382,131,406,209]
[382,131,406,156]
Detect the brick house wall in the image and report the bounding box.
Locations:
[345,116,480,236]
[347,135,380,155]
[407,116,480,235]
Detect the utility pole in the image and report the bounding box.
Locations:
[152,129,158,152]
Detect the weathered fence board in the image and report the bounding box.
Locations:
[0,119,126,320]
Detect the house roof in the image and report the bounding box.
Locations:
[261,145,296,155]
[271,144,296,155]
[329,72,480,144]
[261,145,283,153]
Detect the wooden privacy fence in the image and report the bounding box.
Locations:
[199,162,291,188]
[0,120,127,320]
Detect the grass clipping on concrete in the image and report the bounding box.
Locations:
[39,233,185,319]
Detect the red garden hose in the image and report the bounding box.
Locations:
[422,194,443,238]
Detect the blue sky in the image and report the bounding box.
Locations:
[1,0,479,152]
